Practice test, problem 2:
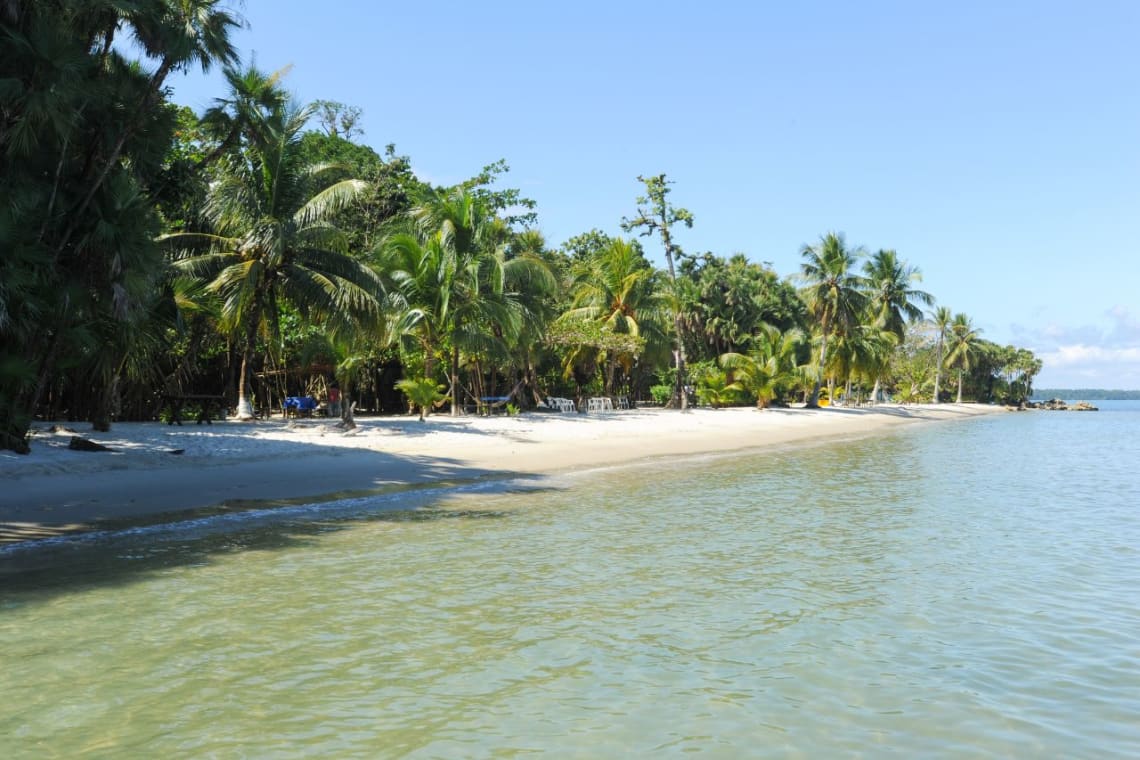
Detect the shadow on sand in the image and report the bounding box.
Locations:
[0,438,561,600]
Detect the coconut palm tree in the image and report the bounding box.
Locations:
[828,325,898,404]
[720,323,805,408]
[862,249,931,402]
[945,312,981,403]
[930,306,953,403]
[381,187,553,415]
[395,377,446,421]
[560,237,666,396]
[167,96,383,419]
[195,63,291,173]
[798,232,868,407]
[863,249,933,339]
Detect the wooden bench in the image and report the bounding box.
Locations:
[162,394,225,425]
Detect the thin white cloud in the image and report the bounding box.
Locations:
[1035,343,1140,389]
[1041,344,1140,367]
[1017,307,1140,388]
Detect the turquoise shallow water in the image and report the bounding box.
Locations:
[2,404,1139,757]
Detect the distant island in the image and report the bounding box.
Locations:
[1033,389,1140,401]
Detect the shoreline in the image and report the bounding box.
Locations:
[0,403,1004,545]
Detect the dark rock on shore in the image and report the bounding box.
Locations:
[68,436,114,452]
[1033,398,1098,411]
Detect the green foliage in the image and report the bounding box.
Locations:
[380,185,555,414]
[621,174,695,277]
[561,229,644,263]
[678,252,808,360]
[0,2,1049,450]
[621,173,695,409]
[545,319,645,355]
[154,105,212,232]
[690,361,738,408]
[165,74,386,414]
[720,324,806,408]
[797,232,869,406]
[862,249,933,341]
[298,135,421,252]
[311,100,363,140]
[945,313,981,402]
[459,160,538,228]
[650,384,674,405]
[0,0,240,450]
[395,376,446,420]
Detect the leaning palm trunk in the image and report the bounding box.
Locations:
[933,341,944,403]
[339,386,356,429]
[234,347,255,420]
[235,319,258,420]
[956,369,964,403]
[450,345,461,416]
[807,328,829,407]
[672,316,689,411]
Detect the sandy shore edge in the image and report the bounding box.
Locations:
[0,403,1005,544]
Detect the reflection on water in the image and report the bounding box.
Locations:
[2,408,1140,757]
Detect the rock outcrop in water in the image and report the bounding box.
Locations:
[1033,398,1099,411]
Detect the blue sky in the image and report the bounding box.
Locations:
[168,1,1140,389]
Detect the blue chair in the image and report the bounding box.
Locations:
[283,395,318,418]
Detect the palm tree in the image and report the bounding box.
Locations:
[501,230,559,407]
[945,313,981,403]
[560,237,666,396]
[828,325,897,404]
[720,324,805,408]
[167,96,383,419]
[930,306,953,403]
[56,0,242,259]
[862,249,931,402]
[195,64,291,173]
[798,232,868,407]
[382,187,552,415]
[395,377,446,421]
[863,249,933,339]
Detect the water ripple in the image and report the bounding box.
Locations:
[2,407,1140,756]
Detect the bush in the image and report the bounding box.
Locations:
[650,384,673,405]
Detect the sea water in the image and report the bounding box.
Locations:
[2,404,1138,757]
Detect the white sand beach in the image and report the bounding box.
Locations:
[0,403,1003,543]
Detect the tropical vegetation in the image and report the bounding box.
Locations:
[0,3,1043,453]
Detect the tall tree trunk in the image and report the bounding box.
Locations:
[422,336,435,382]
[659,225,689,412]
[956,369,964,403]
[235,312,260,420]
[235,345,254,419]
[933,334,944,403]
[340,383,356,429]
[672,318,689,411]
[807,325,829,407]
[450,344,460,416]
[91,374,118,432]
